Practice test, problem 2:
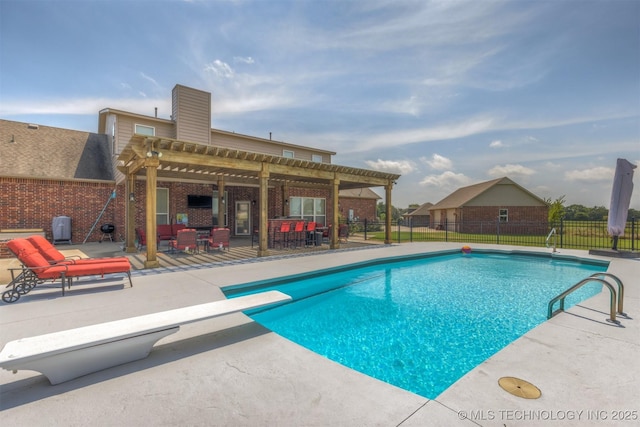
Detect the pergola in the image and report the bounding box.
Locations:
[117,134,400,268]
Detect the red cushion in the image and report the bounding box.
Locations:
[63,261,130,277]
[28,235,66,262]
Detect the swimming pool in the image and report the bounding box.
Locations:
[224,251,608,399]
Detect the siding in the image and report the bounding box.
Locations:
[173,85,211,144]
[468,184,546,206]
[211,131,329,162]
[115,116,175,154]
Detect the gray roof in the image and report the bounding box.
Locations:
[428,177,545,210]
[0,119,113,181]
[405,202,433,216]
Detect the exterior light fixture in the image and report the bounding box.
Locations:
[129,192,135,202]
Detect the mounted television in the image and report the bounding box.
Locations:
[187,195,213,209]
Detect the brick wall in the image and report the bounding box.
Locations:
[338,197,377,222]
[461,206,548,234]
[1,177,121,243]
[1,176,339,259]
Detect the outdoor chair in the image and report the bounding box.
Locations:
[338,224,349,243]
[208,228,230,251]
[322,225,332,244]
[305,222,317,246]
[292,221,305,248]
[3,238,132,304]
[135,228,147,251]
[27,235,129,265]
[273,222,291,249]
[168,229,198,254]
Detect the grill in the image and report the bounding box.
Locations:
[100,224,115,242]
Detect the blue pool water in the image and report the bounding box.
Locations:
[224,252,608,399]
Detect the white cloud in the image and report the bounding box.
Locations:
[489,140,504,148]
[234,56,255,64]
[488,164,536,177]
[364,159,416,175]
[204,60,235,78]
[422,154,452,171]
[419,171,472,188]
[139,72,159,87]
[380,95,423,116]
[564,166,614,182]
[358,116,496,152]
[0,97,172,118]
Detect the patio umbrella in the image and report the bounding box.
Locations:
[607,158,636,250]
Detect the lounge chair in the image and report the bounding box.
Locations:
[3,238,132,303]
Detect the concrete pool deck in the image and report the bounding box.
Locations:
[0,243,638,426]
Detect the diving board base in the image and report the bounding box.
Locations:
[10,327,178,385]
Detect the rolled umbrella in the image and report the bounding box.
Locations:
[607,158,636,250]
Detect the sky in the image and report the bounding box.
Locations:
[1,0,639,210]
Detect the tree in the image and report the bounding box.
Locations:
[544,195,566,225]
[376,202,402,221]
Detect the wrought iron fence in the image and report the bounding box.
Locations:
[344,218,638,251]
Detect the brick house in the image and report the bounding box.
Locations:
[404,202,433,226]
[428,177,548,234]
[337,188,381,222]
[1,84,400,263]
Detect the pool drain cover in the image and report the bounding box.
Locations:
[498,377,541,399]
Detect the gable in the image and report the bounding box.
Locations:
[467,183,547,206]
[429,177,546,210]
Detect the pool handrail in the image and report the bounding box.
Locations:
[589,272,624,314]
[547,277,619,324]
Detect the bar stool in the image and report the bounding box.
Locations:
[274,222,291,249]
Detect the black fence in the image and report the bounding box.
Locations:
[345,218,638,251]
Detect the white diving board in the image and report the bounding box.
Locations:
[0,290,291,385]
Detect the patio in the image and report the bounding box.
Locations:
[1,243,638,426]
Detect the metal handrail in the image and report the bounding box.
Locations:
[545,228,557,251]
[548,278,618,323]
[590,272,624,314]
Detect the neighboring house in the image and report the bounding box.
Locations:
[337,188,381,222]
[0,84,400,263]
[428,177,548,234]
[404,202,433,226]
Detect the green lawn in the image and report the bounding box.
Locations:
[361,222,638,251]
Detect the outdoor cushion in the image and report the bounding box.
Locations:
[28,235,128,264]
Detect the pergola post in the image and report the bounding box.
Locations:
[217,177,225,228]
[257,165,270,257]
[144,157,160,268]
[124,174,137,253]
[384,181,393,244]
[330,176,340,249]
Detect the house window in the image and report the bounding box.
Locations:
[111,121,117,153]
[283,150,294,158]
[289,197,326,226]
[157,188,169,225]
[311,154,323,163]
[499,209,508,222]
[212,191,228,227]
[135,124,155,136]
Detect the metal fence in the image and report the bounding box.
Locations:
[345,218,638,251]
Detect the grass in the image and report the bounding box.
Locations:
[360,225,638,251]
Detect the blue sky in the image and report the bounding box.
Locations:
[1,0,639,209]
